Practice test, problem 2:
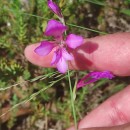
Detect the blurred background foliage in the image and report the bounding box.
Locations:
[0,0,130,129]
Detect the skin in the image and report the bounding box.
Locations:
[78,123,130,130]
[24,32,130,130]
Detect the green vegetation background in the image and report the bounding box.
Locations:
[0,0,130,129]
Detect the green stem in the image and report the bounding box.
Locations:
[67,70,78,130]
[67,23,107,35]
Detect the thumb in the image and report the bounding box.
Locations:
[79,123,130,130]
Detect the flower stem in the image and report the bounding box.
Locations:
[67,69,78,130]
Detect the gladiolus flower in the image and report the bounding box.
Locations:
[77,71,114,89]
[48,0,63,18]
[35,1,83,73]
[35,19,83,73]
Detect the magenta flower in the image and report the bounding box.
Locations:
[35,1,83,73]
[48,0,63,18]
[34,19,83,73]
[77,71,114,89]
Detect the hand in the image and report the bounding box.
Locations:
[67,84,130,130]
[76,123,130,130]
[24,32,130,130]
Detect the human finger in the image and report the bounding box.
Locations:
[79,122,130,130]
[67,85,130,130]
[24,32,130,76]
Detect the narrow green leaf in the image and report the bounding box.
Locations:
[82,0,106,6]
[120,9,130,16]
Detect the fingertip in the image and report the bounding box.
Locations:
[24,43,39,64]
[24,33,130,76]
[24,43,53,67]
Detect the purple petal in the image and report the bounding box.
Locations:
[62,48,74,60]
[48,0,62,17]
[77,71,114,89]
[66,34,83,49]
[51,48,62,65]
[56,57,68,73]
[50,47,72,73]
[45,19,67,38]
[34,41,55,56]
[90,71,115,80]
